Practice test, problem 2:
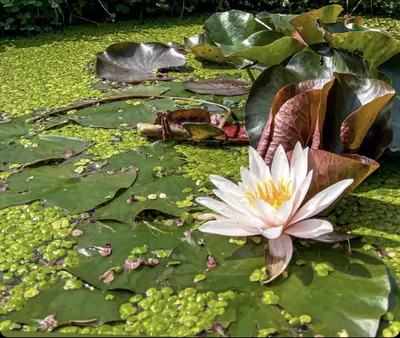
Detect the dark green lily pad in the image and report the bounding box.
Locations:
[0,135,92,171]
[221,295,297,336]
[378,53,400,154]
[67,220,186,292]
[96,42,186,83]
[0,166,137,214]
[93,141,197,223]
[93,175,197,223]
[106,84,170,97]
[269,242,390,337]
[7,282,131,327]
[255,12,296,35]
[68,101,157,129]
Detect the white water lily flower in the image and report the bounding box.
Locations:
[196,142,353,283]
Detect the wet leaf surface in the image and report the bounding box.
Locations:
[269,241,391,337]
[182,78,250,96]
[0,135,92,171]
[93,141,197,222]
[184,34,229,63]
[68,101,159,129]
[245,48,392,148]
[96,42,186,83]
[7,282,131,327]
[0,166,137,214]
[183,123,226,141]
[288,4,343,45]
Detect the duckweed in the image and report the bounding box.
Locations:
[0,13,400,338]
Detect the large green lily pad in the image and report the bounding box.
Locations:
[269,242,390,337]
[255,12,297,36]
[321,24,400,67]
[68,101,159,129]
[0,135,92,171]
[7,282,132,327]
[203,10,265,47]
[217,31,304,68]
[93,141,197,223]
[67,218,390,337]
[0,165,137,214]
[67,220,186,292]
[221,295,297,336]
[93,175,197,223]
[289,4,343,45]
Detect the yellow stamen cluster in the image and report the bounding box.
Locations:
[243,178,293,209]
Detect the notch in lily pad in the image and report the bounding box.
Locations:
[96,42,187,83]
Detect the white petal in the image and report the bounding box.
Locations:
[285,219,333,238]
[196,197,265,227]
[210,174,243,197]
[261,225,284,239]
[213,189,250,215]
[249,147,271,182]
[274,200,294,225]
[290,143,308,192]
[199,220,260,237]
[290,179,354,224]
[263,233,293,284]
[254,199,277,226]
[271,145,289,183]
[240,166,259,190]
[288,170,313,222]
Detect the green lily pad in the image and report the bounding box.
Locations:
[221,295,297,336]
[0,135,92,171]
[7,282,132,327]
[93,141,197,223]
[320,22,400,67]
[269,241,390,337]
[93,175,198,223]
[289,4,343,45]
[166,231,266,293]
[219,33,305,68]
[67,221,185,292]
[0,165,137,214]
[67,101,158,129]
[104,84,170,96]
[204,10,265,47]
[183,122,227,141]
[184,34,229,63]
[255,12,297,35]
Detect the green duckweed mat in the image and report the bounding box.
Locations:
[0,15,400,337]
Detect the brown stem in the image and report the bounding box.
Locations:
[34,94,232,129]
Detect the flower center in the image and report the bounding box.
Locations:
[243,178,293,210]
